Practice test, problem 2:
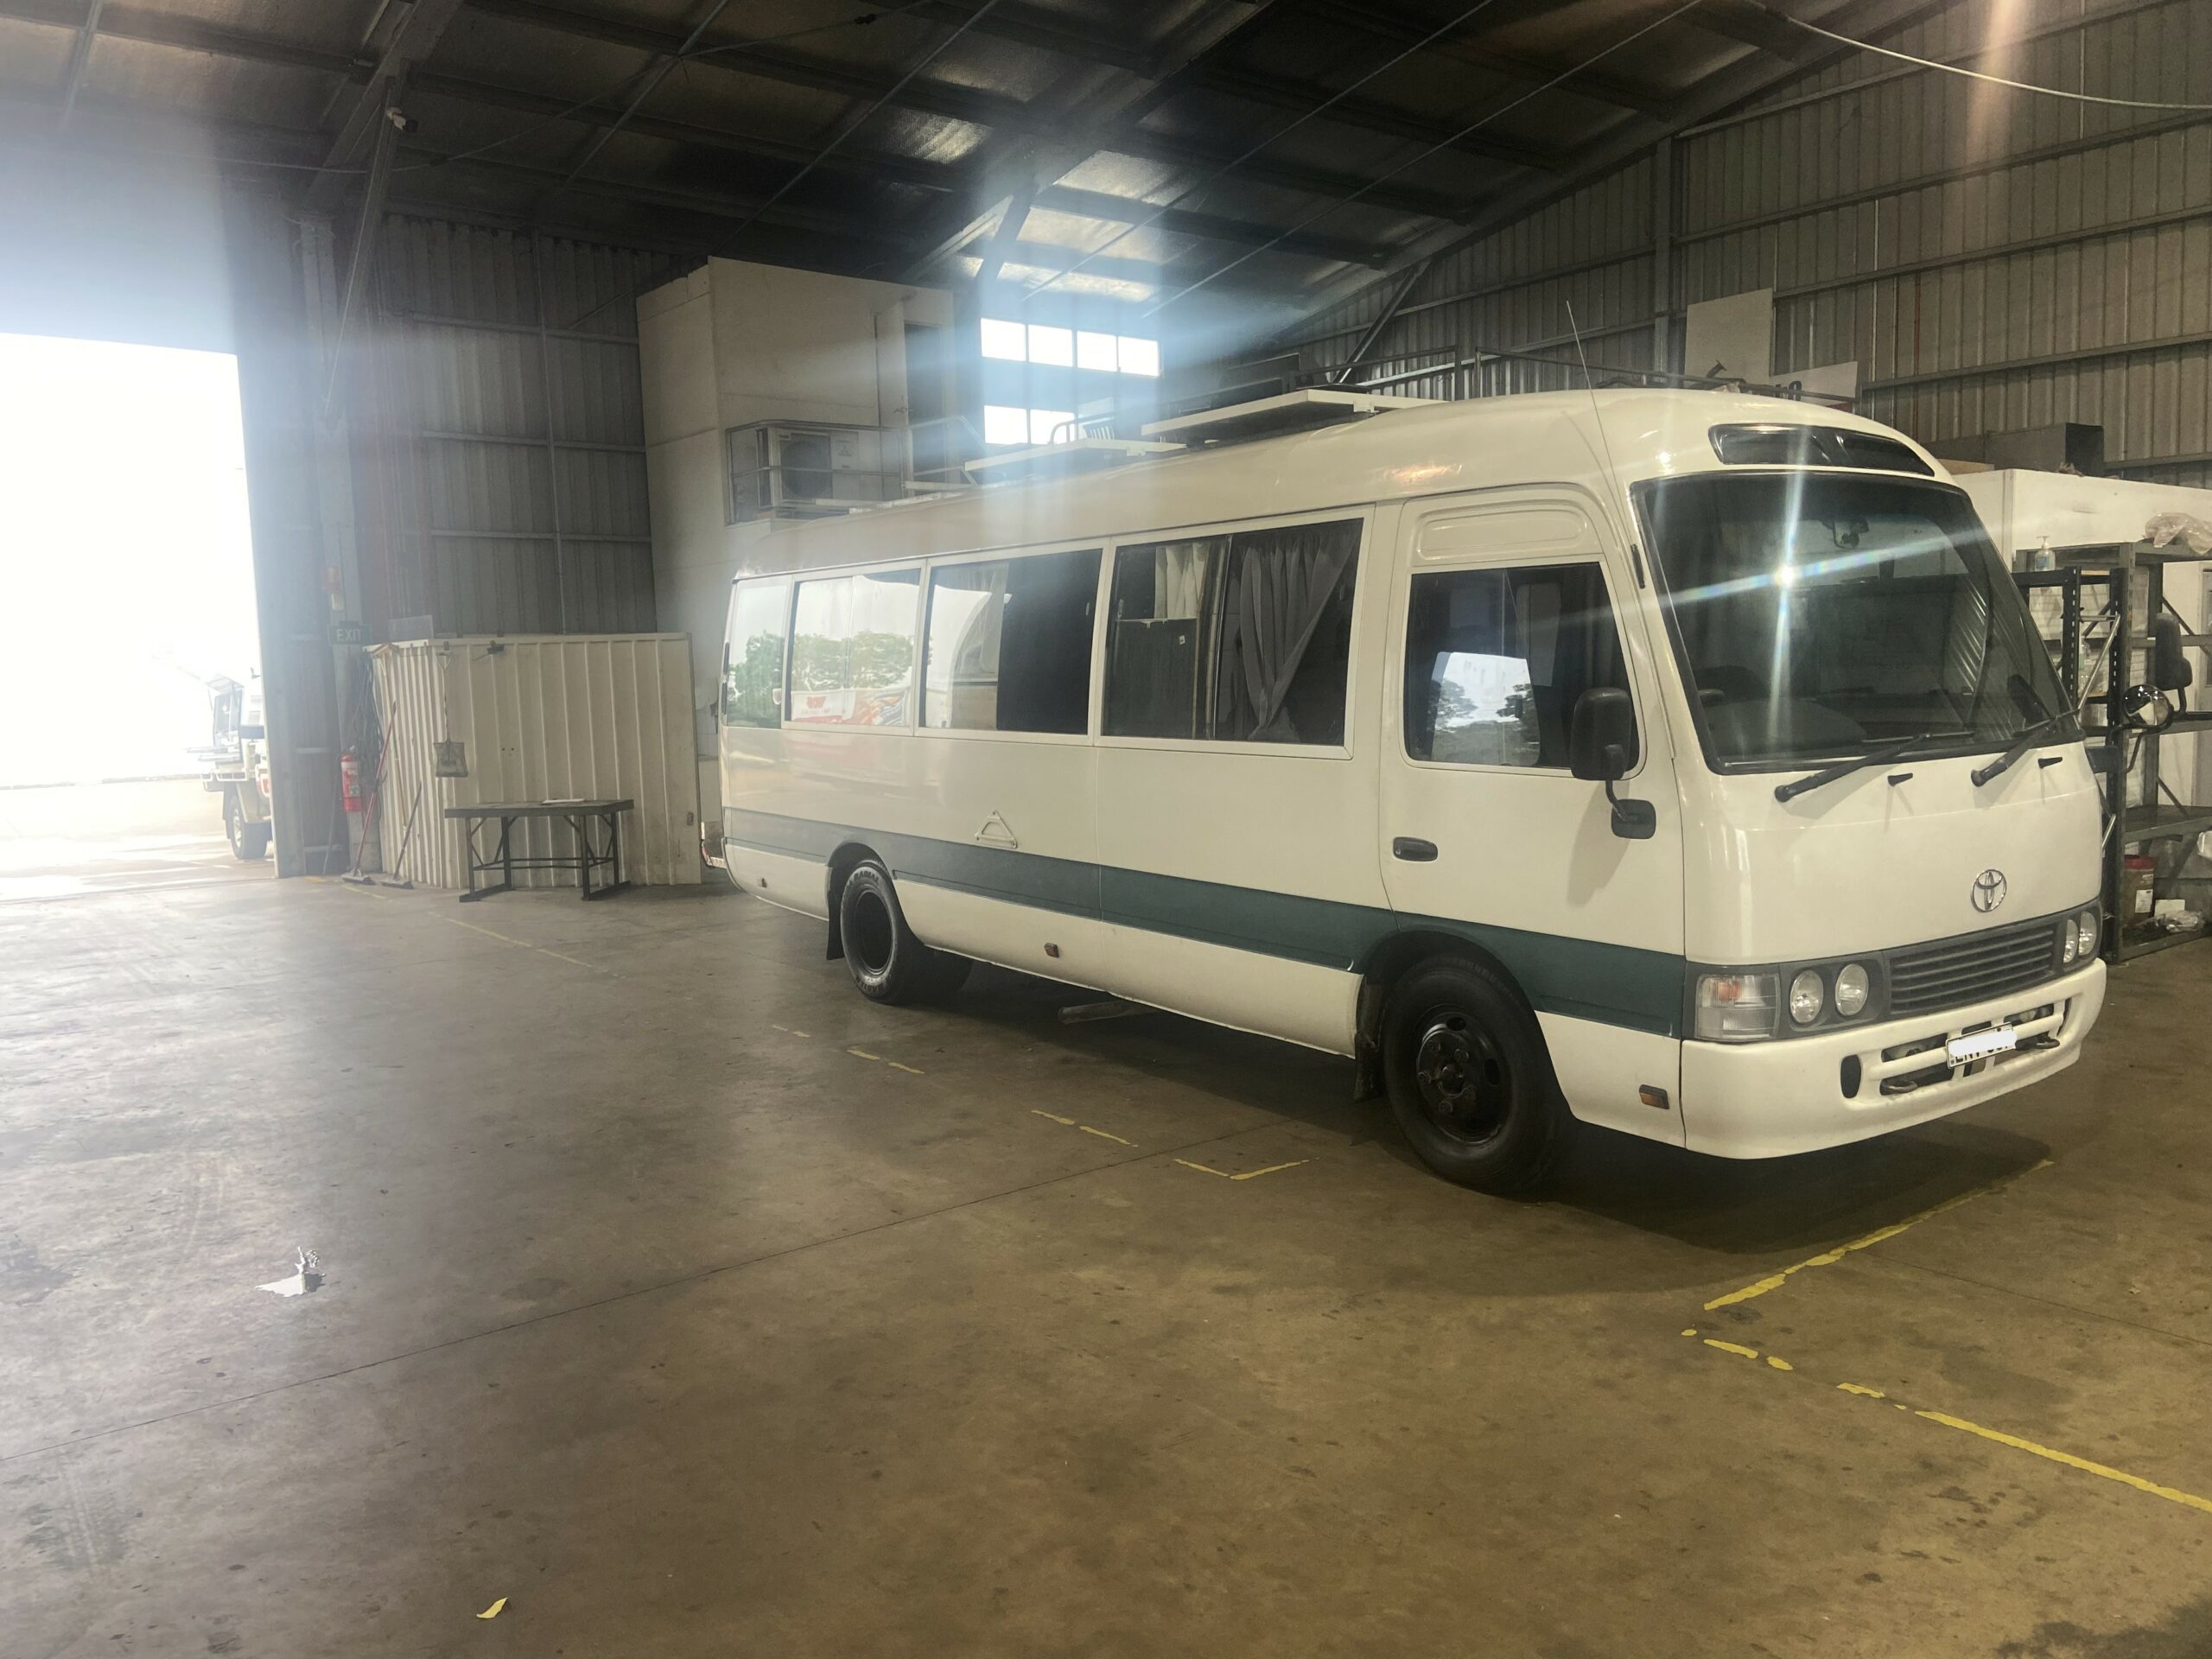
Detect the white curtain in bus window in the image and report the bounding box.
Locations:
[923,548,1101,734]
[1212,518,1361,744]
[1106,520,1362,743]
[722,580,790,728]
[1404,563,1631,769]
[787,569,919,725]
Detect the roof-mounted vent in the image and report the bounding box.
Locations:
[1141,388,1438,447]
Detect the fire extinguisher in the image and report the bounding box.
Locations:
[340,751,365,814]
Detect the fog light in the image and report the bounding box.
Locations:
[1789,969,1825,1026]
[1834,962,1870,1017]
[1695,972,1779,1042]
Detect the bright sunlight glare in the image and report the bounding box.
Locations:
[0,333,257,786]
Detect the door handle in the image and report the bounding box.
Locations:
[1392,836,1438,862]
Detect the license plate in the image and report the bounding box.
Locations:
[1947,1027,2018,1065]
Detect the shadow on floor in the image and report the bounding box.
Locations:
[923,963,2053,1263]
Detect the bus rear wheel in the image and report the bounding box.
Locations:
[836,860,970,1005]
[1380,958,1572,1193]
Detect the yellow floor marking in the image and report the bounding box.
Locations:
[789,1029,810,1039]
[1702,1158,2054,1312]
[1698,1338,2212,1520]
[887,1061,925,1075]
[1078,1125,1134,1146]
[1174,1157,1308,1181]
[848,1047,881,1061]
[1681,1327,1700,1338]
[771,1023,793,1033]
[1031,1109,1077,1126]
[1909,1410,2212,1517]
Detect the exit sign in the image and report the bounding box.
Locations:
[328,623,366,645]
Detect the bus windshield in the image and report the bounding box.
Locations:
[1636,472,2069,769]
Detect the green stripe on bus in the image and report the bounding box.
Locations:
[723,807,1682,1037]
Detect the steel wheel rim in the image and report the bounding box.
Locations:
[1412,1009,1511,1147]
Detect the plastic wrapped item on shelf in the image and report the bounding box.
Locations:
[2145,511,2212,555]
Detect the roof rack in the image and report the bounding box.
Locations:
[1140,387,1438,446]
[963,436,1184,485]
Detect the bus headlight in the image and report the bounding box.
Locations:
[2076,908,2099,960]
[1833,963,1870,1017]
[1695,973,1778,1042]
[1788,969,1825,1026]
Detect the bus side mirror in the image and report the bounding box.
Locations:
[2150,613,2194,692]
[1570,688,1656,841]
[1569,687,1635,782]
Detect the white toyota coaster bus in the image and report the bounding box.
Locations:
[714,391,2106,1192]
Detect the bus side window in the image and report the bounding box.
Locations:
[788,569,920,727]
[724,580,790,728]
[1404,562,1632,770]
[1103,518,1363,745]
[1104,536,1223,739]
[923,548,1101,734]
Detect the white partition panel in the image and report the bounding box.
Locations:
[369,634,701,889]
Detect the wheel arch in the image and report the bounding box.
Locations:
[1354,928,1544,1081]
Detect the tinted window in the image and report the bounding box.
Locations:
[1708,423,1933,476]
[787,569,919,727]
[1103,518,1361,745]
[1404,563,1633,769]
[924,549,1101,734]
[721,580,788,728]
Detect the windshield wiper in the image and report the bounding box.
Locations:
[1773,731,1972,804]
[1970,708,2082,787]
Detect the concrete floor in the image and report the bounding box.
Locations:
[5,868,2210,1659]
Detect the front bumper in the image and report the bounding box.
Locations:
[1679,957,2106,1159]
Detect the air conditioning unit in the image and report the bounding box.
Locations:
[726,421,906,521]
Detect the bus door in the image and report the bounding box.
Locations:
[1378,492,1687,1147]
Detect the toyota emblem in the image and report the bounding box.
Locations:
[1971,868,2007,913]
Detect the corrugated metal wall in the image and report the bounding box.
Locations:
[349,214,678,638]
[1270,0,2212,482]
[369,634,700,890]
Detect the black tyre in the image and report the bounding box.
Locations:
[240,823,271,861]
[1380,957,1573,1193]
[836,860,970,1004]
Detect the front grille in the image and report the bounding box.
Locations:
[1887,920,2060,1016]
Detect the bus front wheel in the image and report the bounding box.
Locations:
[1380,958,1572,1193]
[836,860,971,1005]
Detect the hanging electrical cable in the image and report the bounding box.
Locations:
[1142,0,1707,319]
[1775,11,2212,111]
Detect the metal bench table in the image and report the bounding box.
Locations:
[444,799,633,902]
